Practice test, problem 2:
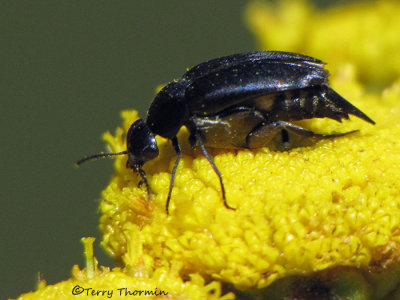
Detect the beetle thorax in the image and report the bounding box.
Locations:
[146,81,189,139]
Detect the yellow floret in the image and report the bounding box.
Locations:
[99,69,400,290]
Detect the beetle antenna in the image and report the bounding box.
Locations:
[76,151,128,166]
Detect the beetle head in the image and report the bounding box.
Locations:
[76,118,158,199]
[126,119,159,170]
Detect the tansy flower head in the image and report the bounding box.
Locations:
[99,69,399,294]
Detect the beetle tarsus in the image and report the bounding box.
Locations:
[136,168,151,202]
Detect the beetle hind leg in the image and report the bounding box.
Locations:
[281,121,358,139]
[281,129,290,147]
[246,120,358,149]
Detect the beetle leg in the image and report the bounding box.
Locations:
[189,106,266,149]
[131,164,151,202]
[247,120,358,148]
[137,173,150,196]
[246,121,284,148]
[194,132,235,211]
[281,129,290,147]
[166,136,182,214]
[277,121,359,139]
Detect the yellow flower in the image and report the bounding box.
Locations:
[98,69,400,294]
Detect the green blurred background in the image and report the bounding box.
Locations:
[1,0,345,298]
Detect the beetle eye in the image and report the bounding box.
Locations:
[127,119,159,165]
[141,137,159,160]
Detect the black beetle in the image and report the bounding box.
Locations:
[77,51,375,214]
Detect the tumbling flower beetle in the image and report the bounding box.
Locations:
[77,51,375,214]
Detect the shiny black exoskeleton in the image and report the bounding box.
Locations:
[77,51,375,214]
